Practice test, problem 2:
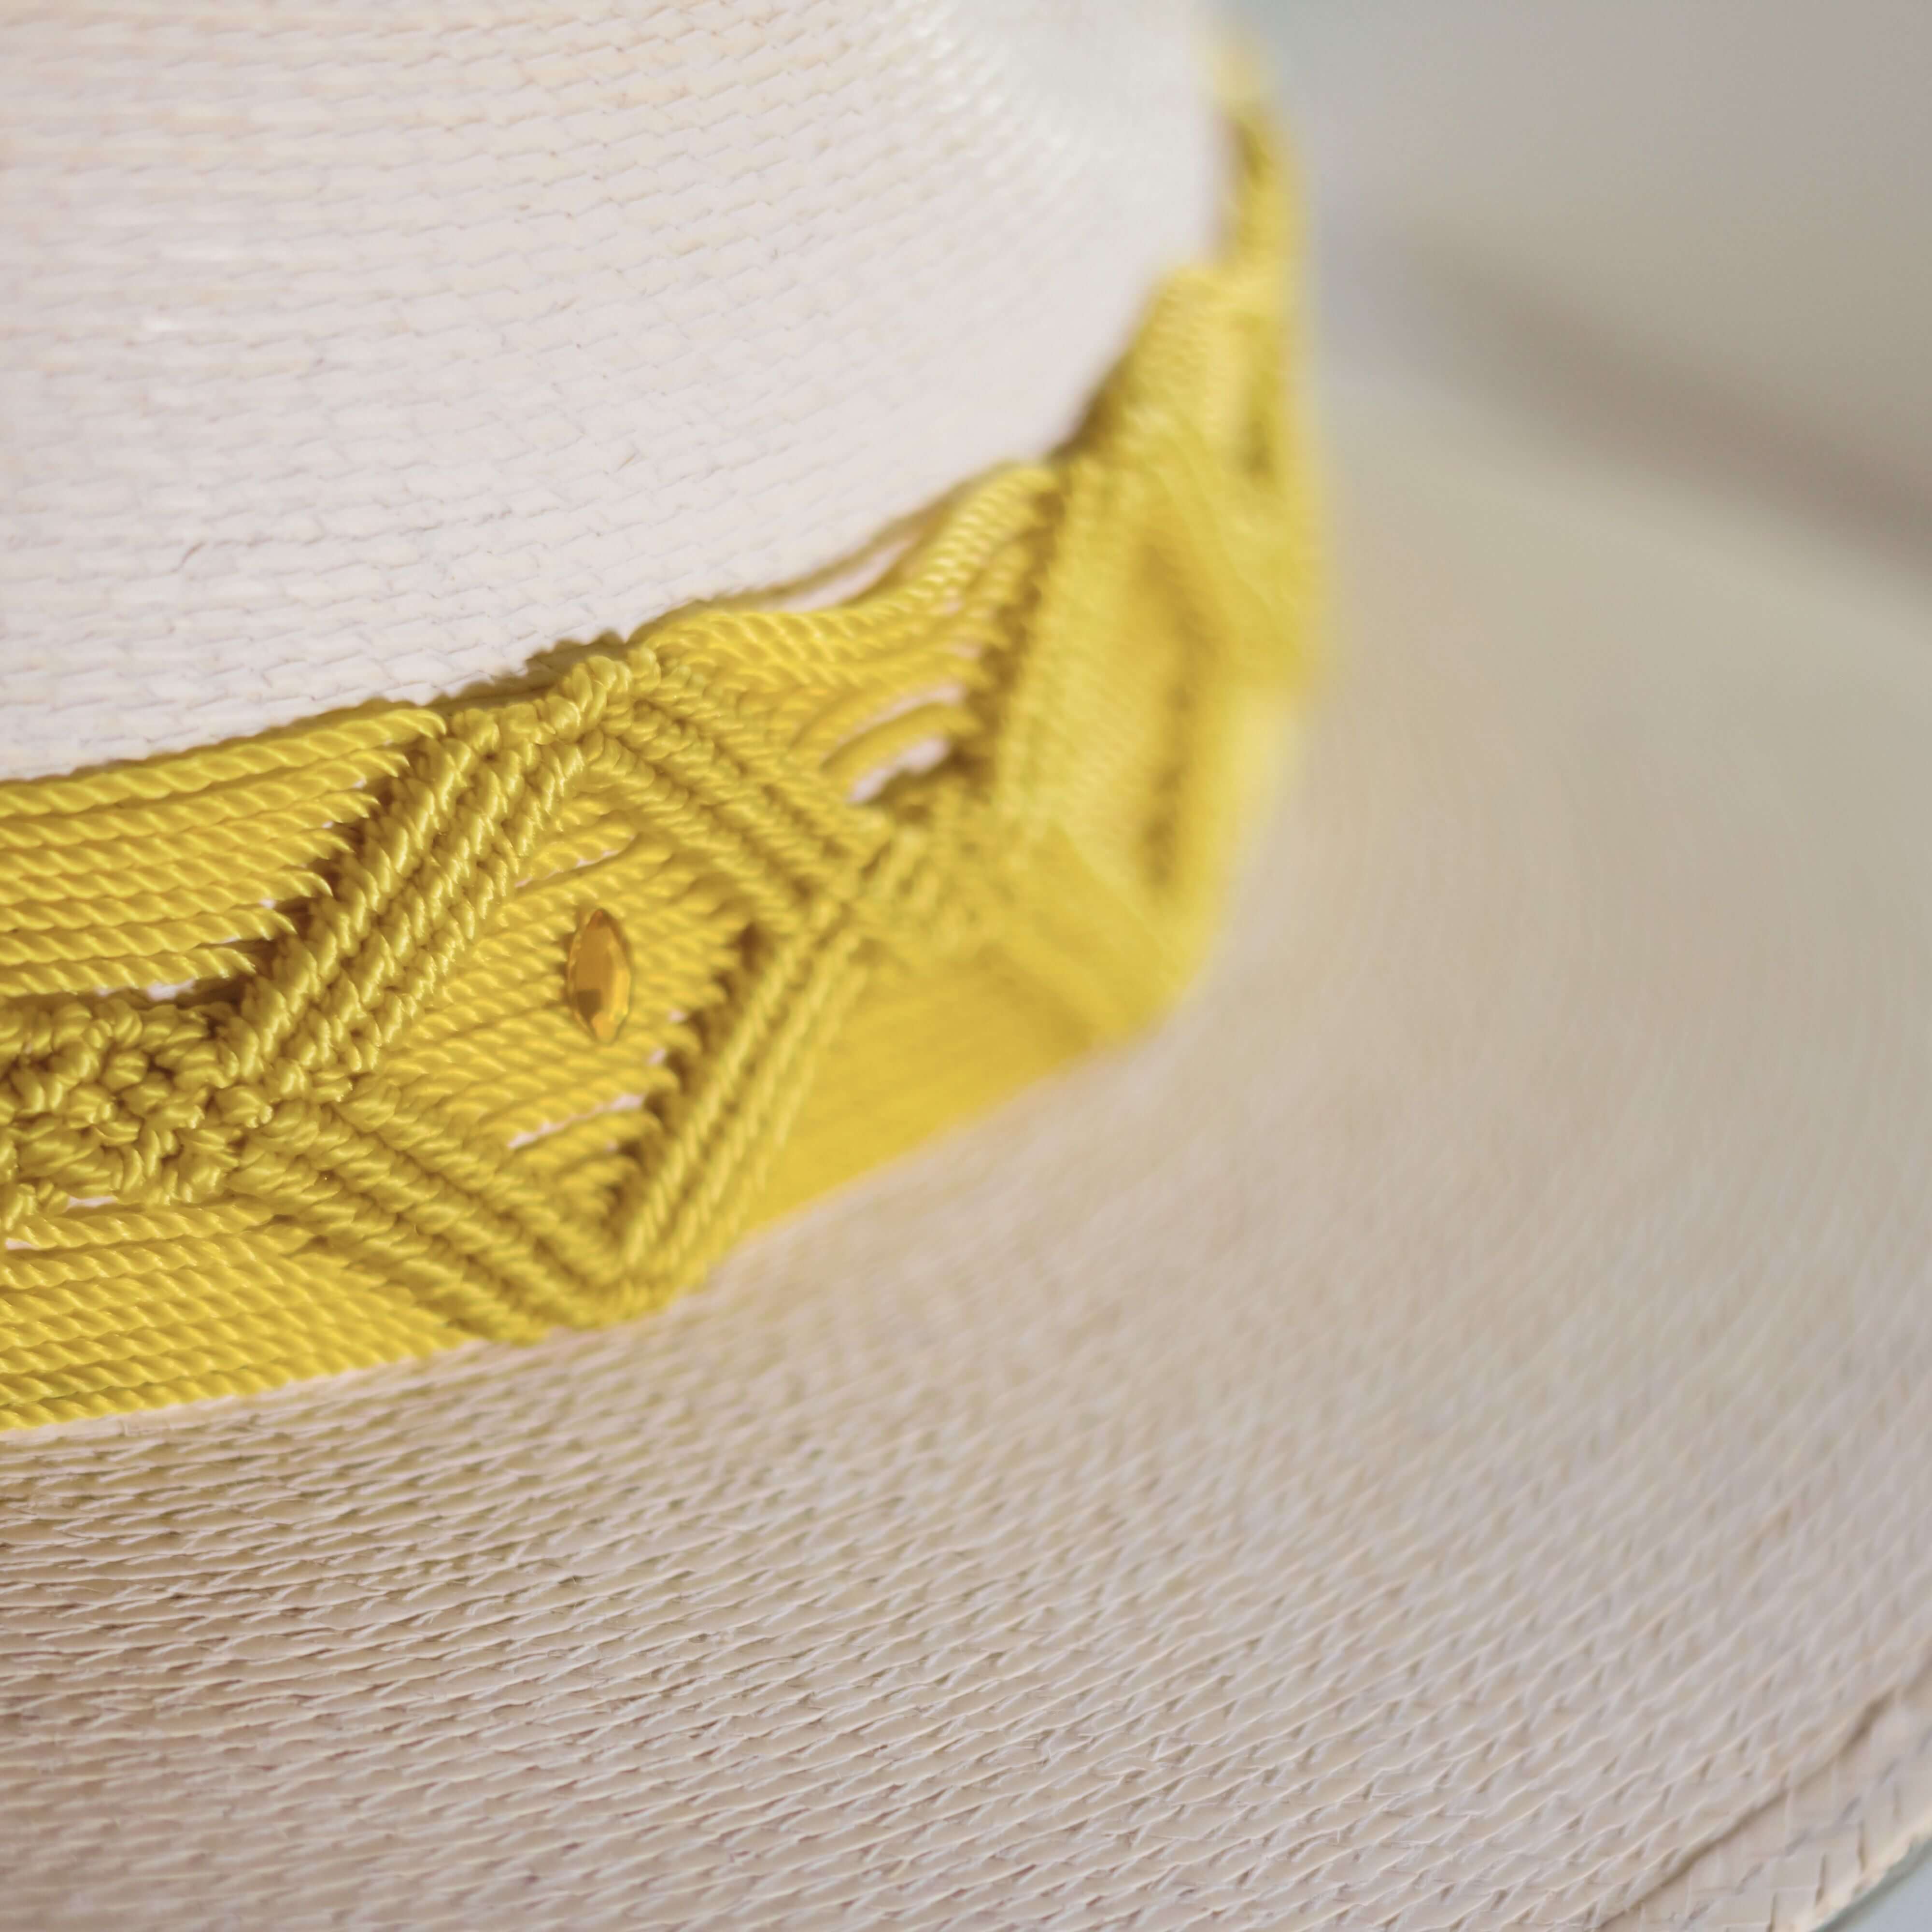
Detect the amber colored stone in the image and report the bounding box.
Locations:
[565,908,632,1046]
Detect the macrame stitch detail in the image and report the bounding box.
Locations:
[0,109,1315,1427]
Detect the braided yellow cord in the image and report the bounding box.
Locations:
[0,108,1315,1428]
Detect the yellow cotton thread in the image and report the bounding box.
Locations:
[0,103,1318,1428]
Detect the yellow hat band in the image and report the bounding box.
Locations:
[0,107,1315,1428]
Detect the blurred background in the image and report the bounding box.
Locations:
[1236,0,1932,575]
[1232,7,1931,1926]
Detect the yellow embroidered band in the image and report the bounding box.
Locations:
[0,108,1315,1428]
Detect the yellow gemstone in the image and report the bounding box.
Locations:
[565,908,632,1046]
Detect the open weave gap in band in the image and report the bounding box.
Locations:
[0,105,1316,1429]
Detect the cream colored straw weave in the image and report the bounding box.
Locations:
[0,0,1218,779]
[5,384,1930,1930]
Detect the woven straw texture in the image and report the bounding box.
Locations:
[0,0,1218,781]
[3,385,1929,1928]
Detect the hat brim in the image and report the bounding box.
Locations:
[5,379,1931,1931]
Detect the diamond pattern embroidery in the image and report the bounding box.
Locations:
[0,109,1310,1422]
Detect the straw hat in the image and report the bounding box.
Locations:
[4,6,1930,1928]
